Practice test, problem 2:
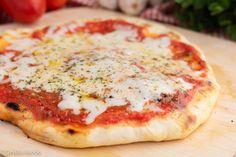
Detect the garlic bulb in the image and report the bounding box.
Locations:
[99,0,118,10]
[118,0,148,15]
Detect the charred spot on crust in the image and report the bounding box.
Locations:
[68,129,76,135]
[6,102,20,111]
[208,81,212,86]
[184,115,197,129]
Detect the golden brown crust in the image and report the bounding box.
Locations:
[0,17,220,148]
[0,80,220,148]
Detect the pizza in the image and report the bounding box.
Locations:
[0,17,220,148]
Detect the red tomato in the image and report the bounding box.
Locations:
[46,0,67,10]
[0,0,46,23]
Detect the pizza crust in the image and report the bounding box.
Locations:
[0,78,219,148]
[0,17,220,148]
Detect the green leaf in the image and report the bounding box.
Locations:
[218,13,233,26]
[175,0,185,3]
[193,0,207,9]
[208,0,230,15]
[208,2,224,15]
[174,0,236,41]
[219,0,230,9]
[226,25,236,41]
[176,0,193,8]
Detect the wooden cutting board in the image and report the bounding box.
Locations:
[0,8,235,157]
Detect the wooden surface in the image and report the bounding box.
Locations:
[0,8,235,157]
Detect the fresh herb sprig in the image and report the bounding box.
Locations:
[175,0,236,40]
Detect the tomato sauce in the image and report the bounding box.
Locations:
[77,19,145,40]
[0,19,205,126]
[170,40,207,72]
[31,19,146,41]
[0,83,178,126]
[31,26,49,39]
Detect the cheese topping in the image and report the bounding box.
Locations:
[0,20,200,124]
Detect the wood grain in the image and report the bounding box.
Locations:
[0,8,235,157]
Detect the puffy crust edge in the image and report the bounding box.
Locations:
[0,79,220,148]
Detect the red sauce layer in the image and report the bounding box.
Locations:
[0,83,180,126]
[170,40,207,72]
[0,19,207,126]
[32,19,145,40]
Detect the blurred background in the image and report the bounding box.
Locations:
[0,0,235,41]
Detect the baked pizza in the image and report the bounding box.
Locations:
[0,17,220,148]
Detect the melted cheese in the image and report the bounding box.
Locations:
[82,99,107,124]
[58,94,81,114]
[0,52,15,82]
[0,21,199,124]
[6,38,39,51]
